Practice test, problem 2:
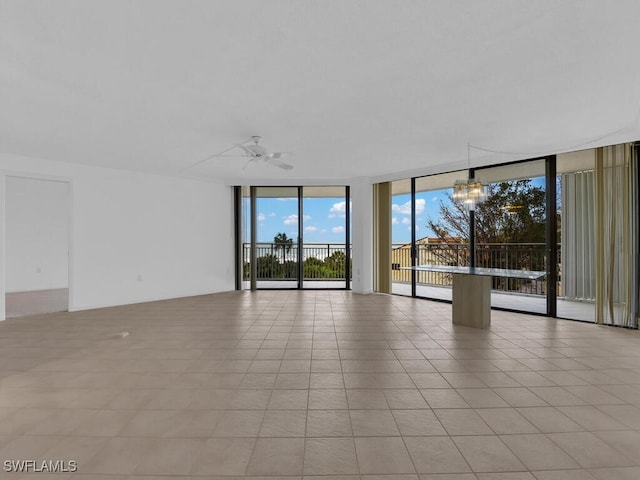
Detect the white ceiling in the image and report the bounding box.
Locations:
[1,0,639,185]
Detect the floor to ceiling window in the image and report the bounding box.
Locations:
[239,186,351,290]
[380,143,639,324]
[473,159,548,315]
[556,150,596,322]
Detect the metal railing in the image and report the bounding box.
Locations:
[243,243,351,281]
[244,242,558,295]
[392,242,558,295]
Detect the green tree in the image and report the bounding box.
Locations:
[427,180,546,244]
[426,179,547,274]
[273,232,294,275]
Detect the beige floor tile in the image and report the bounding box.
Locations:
[384,389,430,409]
[190,437,255,475]
[588,467,640,480]
[528,387,587,406]
[308,388,348,409]
[476,473,535,480]
[304,437,359,475]
[404,436,471,473]
[132,438,204,475]
[547,432,637,468]
[0,435,69,462]
[71,410,135,437]
[345,373,415,389]
[306,410,352,436]
[556,406,627,431]
[499,434,579,470]
[392,410,447,436]
[268,389,309,409]
[441,373,487,388]
[420,389,469,408]
[246,437,305,475]
[212,409,265,437]
[4,290,640,477]
[347,389,389,409]
[516,407,583,433]
[455,389,510,408]
[351,409,400,436]
[80,437,150,474]
[279,359,312,372]
[596,404,640,429]
[120,409,218,437]
[434,409,493,435]
[592,430,640,464]
[275,373,310,389]
[260,410,307,437]
[475,371,522,388]
[476,408,539,434]
[493,388,548,407]
[410,373,453,389]
[418,474,477,480]
[452,435,525,473]
[532,470,597,480]
[310,372,345,389]
[355,437,416,474]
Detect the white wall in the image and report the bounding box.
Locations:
[5,176,69,292]
[1,153,235,317]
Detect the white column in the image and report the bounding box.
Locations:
[0,173,5,320]
[350,178,373,294]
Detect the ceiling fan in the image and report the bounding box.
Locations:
[212,136,293,171]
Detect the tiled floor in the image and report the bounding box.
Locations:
[1,289,639,479]
[5,288,69,318]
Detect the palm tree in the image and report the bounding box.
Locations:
[273,232,294,272]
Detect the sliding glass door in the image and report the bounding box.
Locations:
[240,186,351,290]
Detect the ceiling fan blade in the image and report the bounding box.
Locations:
[267,157,294,170]
[266,152,290,159]
[234,143,253,156]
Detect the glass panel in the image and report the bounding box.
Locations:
[556,149,596,322]
[255,187,299,289]
[474,160,547,314]
[242,186,251,290]
[391,180,412,296]
[413,170,469,302]
[302,186,349,289]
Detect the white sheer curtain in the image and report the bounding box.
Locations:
[561,171,596,301]
[595,144,638,327]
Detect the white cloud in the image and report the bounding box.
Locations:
[305,226,317,232]
[332,226,344,234]
[283,214,311,225]
[328,201,352,218]
[277,197,297,202]
[392,198,425,215]
[392,217,399,225]
[321,229,327,233]
[401,217,410,225]
[257,213,266,222]
[268,212,276,217]
[432,196,439,202]
[284,214,297,225]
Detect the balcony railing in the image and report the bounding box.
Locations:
[243,242,560,295]
[242,243,351,281]
[392,242,559,295]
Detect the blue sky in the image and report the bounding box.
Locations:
[250,176,546,244]
[392,190,451,244]
[254,197,349,243]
